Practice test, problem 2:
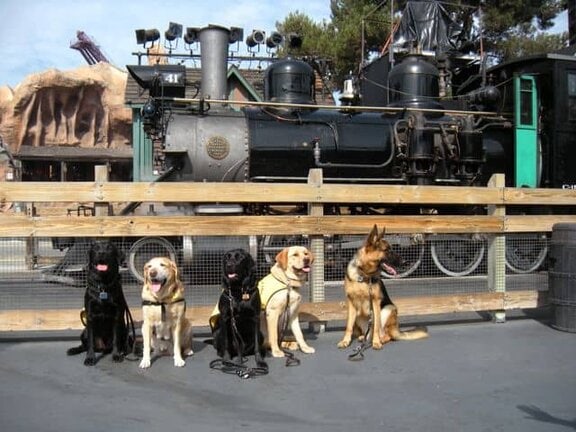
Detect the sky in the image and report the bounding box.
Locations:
[0,0,332,88]
[0,1,569,89]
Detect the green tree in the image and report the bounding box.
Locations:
[276,0,568,90]
[277,0,392,89]
[478,0,567,62]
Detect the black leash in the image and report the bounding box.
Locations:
[120,284,139,362]
[209,290,269,379]
[347,316,372,361]
[278,289,301,367]
[209,357,269,379]
[348,286,373,361]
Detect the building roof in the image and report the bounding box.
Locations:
[125,63,334,106]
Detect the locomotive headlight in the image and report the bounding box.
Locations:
[142,100,158,119]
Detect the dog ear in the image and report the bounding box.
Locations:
[378,226,385,240]
[170,259,180,282]
[307,248,315,264]
[366,224,379,246]
[275,247,289,270]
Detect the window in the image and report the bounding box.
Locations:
[568,72,576,122]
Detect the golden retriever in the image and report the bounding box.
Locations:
[139,257,193,368]
[337,225,428,350]
[258,245,315,358]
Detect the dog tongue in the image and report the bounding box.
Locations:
[381,262,397,276]
[151,282,162,293]
[302,266,311,273]
[228,273,238,279]
[96,264,108,272]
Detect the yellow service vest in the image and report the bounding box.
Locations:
[257,273,289,311]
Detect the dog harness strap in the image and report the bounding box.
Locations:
[142,298,186,322]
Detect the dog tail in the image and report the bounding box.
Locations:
[389,326,429,341]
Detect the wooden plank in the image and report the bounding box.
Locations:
[0,182,504,204]
[3,180,576,206]
[505,215,576,232]
[318,215,503,234]
[504,187,576,205]
[504,290,549,309]
[0,306,214,332]
[0,292,515,332]
[0,215,505,237]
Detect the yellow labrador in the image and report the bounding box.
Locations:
[140,257,193,368]
[258,246,315,358]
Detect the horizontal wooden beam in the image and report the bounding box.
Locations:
[0,291,545,333]
[505,215,576,232]
[1,182,506,204]
[3,213,576,237]
[3,181,576,206]
[0,215,506,237]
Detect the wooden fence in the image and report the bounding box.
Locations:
[1,168,576,332]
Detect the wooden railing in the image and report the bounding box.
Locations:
[1,168,575,332]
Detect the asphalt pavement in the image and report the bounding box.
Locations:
[0,315,575,432]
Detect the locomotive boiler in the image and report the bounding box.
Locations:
[128,25,506,191]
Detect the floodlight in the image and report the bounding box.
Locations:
[135,28,160,46]
[287,33,303,49]
[229,27,244,44]
[246,29,265,47]
[184,27,200,45]
[165,22,183,41]
[266,31,283,48]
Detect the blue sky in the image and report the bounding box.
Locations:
[0,1,569,89]
[0,0,332,88]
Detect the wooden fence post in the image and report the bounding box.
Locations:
[308,169,326,333]
[487,173,506,322]
[94,165,110,217]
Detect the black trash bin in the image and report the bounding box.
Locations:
[548,223,576,333]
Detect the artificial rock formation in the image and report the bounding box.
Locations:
[0,62,132,154]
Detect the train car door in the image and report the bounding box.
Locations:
[514,74,538,188]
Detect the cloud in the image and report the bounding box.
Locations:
[0,0,331,88]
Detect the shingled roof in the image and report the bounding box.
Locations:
[124,64,333,106]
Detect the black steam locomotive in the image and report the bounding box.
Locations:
[122,1,576,280]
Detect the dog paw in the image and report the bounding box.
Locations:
[84,356,96,366]
[112,353,124,363]
[301,345,315,354]
[372,341,383,350]
[337,340,350,349]
[183,349,194,357]
[174,357,186,367]
[139,358,151,369]
[271,349,285,358]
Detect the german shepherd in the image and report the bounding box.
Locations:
[337,225,428,350]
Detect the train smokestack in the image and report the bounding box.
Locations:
[198,25,230,100]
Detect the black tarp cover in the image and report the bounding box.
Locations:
[394,1,470,52]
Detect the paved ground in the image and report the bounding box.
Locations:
[1,315,575,432]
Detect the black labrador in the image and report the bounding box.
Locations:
[211,249,267,368]
[67,240,134,366]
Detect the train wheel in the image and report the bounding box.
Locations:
[381,234,425,279]
[128,236,177,282]
[431,235,485,277]
[505,233,548,273]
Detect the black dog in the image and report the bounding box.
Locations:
[211,249,266,368]
[67,240,134,366]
